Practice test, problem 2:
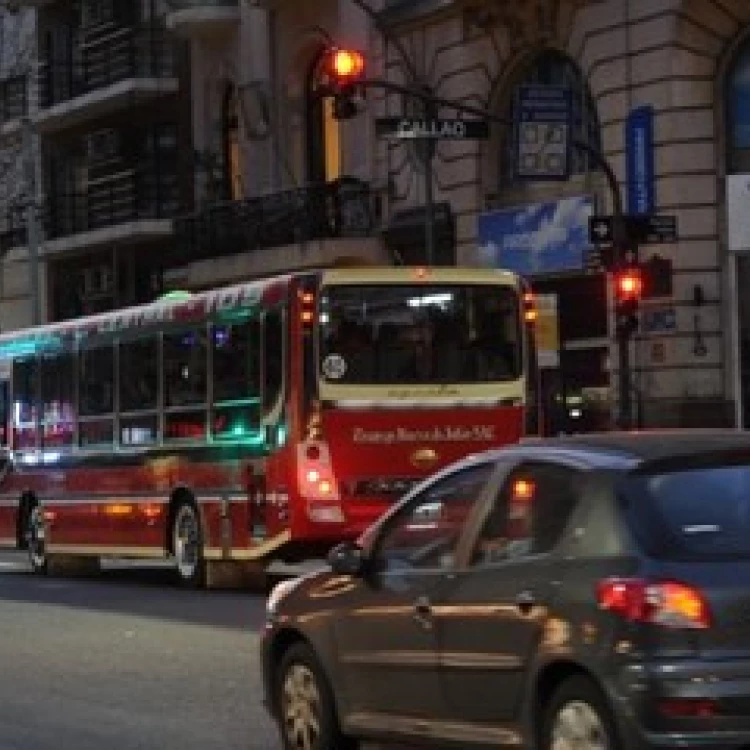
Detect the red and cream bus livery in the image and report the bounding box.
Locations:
[0,266,533,585]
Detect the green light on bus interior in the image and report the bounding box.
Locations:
[159,290,193,302]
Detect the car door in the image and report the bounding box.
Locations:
[435,459,584,727]
[332,460,497,734]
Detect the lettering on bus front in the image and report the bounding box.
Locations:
[351,425,497,444]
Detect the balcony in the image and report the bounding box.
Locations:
[0,169,180,256]
[165,0,240,38]
[172,177,377,267]
[37,25,179,133]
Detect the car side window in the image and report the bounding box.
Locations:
[471,461,581,566]
[374,462,495,572]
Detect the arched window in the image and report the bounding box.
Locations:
[306,51,341,184]
[222,83,243,200]
[500,50,601,184]
[727,43,750,173]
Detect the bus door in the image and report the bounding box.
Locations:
[255,304,287,539]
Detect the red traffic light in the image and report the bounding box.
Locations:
[615,268,643,300]
[327,48,365,84]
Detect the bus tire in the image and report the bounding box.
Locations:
[24,501,47,575]
[172,500,205,587]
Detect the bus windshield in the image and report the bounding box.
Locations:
[319,284,521,385]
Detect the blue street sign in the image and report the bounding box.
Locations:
[626,105,655,215]
[515,85,572,181]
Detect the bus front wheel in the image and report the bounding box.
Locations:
[172,501,205,587]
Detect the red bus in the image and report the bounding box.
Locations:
[0,266,535,586]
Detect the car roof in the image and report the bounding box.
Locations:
[458,430,750,472]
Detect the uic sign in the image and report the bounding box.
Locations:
[375,117,489,140]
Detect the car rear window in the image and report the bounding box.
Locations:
[623,463,750,560]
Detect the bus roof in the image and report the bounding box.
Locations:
[320,266,520,286]
[0,274,297,359]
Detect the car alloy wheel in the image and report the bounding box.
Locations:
[275,643,357,750]
[282,663,322,750]
[550,700,609,750]
[542,676,619,750]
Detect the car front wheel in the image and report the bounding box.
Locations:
[541,676,620,750]
[275,642,357,750]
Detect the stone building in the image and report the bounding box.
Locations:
[4,0,750,428]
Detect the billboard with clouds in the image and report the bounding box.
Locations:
[478,196,593,276]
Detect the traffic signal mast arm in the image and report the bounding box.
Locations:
[351,76,625,230]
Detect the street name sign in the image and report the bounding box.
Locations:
[375,118,489,140]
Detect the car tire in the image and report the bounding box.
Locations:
[541,675,621,750]
[172,501,205,587]
[275,642,358,750]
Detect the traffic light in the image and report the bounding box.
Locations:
[614,266,642,337]
[322,48,366,120]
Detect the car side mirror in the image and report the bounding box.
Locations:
[328,541,367,576]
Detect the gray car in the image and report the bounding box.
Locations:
[261,431,750,750]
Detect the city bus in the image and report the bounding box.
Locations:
[0,266,536,586]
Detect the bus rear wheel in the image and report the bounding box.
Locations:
[25,503,47,574]
[172,501,205,587]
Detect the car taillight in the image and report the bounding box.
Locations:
[596,578,711,629]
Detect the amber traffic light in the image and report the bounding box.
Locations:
[323,48,366,120]
[329,49,365,82]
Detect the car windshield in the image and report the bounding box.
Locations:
[318,284,521,385]
[624,463,750,560]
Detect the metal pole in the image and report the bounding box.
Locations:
[423,152,435,265]
[22,117,41,327]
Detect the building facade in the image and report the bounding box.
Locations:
[4,0,750,429]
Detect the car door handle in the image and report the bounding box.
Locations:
[413,595,433,629]
[515,590,536,613]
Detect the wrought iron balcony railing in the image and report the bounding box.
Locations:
[173,177,376,263]
[38,24,177,109]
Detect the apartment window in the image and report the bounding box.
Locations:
[223,84,244,200]
[728,42,750,173]
[500,50,601,182]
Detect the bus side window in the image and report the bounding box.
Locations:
[12,358,38,450]
[119,336,159,446]
[40,352,75,449]
[211,318,261,440]
[78,345,115,447]
[262,308,284,418]
[0,378,9,448]
[163,327,208,442]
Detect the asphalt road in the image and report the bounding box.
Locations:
[0,550,281,750]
